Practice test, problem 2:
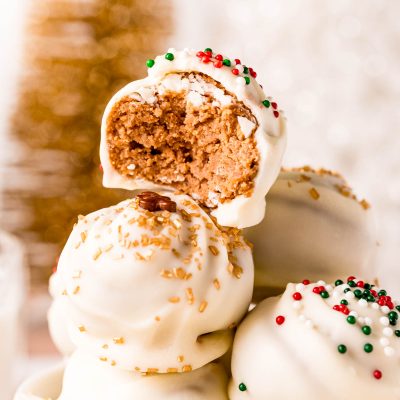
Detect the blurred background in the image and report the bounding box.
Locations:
[0,0,399,397]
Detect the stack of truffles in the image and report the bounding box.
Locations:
[15,48,400,400]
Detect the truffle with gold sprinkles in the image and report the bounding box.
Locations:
[229,277,400,399]
[49,191,253,374]
[246,166,377,301]
[14,351,228,400]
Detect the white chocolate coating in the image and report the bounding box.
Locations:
[100,48,286,228]
[246,167,377,301]
[49,192,253,373]
[14,357,228,400]
[230,279,400,399]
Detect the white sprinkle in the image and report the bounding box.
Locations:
[298,314,306,322]
[383,327,393,337]
[332,290,340,299]
[349,311,358,318]
[292,301,302,310]
[325,284,333,292]
[305,320,314,329]
[236,64,244,74]
[364,317,372,326]
[372,303,380,310]
[345,291,355,300]
[127,164,136,171]
[296,283,305,292]
[381,306,390,314]
[357,317,365,325]
[380,317,390,327]
[358,299,368,308]
[380,338,390,346]
[236,77,246,86]
[317,280,326,286]
[384,346,395,357]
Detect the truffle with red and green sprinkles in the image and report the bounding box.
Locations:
[101,47,287,229]
[229,276,400,399]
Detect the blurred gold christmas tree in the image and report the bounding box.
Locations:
[2,0,171,286]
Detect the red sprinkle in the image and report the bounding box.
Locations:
[215,54,223,61]
[234,58,241,65]
[293,292,302,301]
[196,51,205,58]
[214,60,223,68]
[333,305,341,311]
[373,370,382,380]
[370,289,377,297]
[273,110,280,118]
[313,287,322,294]
[271,102,278,110]
[249,67,257,78]
[302,279,310,285]
[202,56,211,63]
[347,276,356,282]
[276,315,285,325]
[232,68,239,75]
[357,281,365,288]
[204,50,212,57]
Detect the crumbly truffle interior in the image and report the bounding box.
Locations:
[106,72,259,207]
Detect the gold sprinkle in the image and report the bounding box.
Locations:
[113,337,125,345]
[72,270,82,279]
[173,267,187,280]
[155,316,161,322]
[182,365,192,372]
[78,214,85,221]
[104,244,114,252]
[134,367,141,372]
[135,252,145,261]
[80,231,87,242]
[177,355,184,363]
[172,248,181,258]
[172,219,182,229]
[93,248,102,260]
[78,325,86,332]
[360,199,371,210]
[167,368,178,373]
[213,279,221,290]
[168,296,181,303]
[99,357,108,362]
[199,301,208,313]
[73,286,80,295]
[309,187,320,200]
[146,368,159,374]
[111,360,116,366]
[102,344,109,349]
[208,245,219,256]
[160,269,173,279]
[186,288,195,305]
[74,242,81,249]
[205,222,213,230]
[61,290,67,296]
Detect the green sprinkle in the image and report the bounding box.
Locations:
[378,290,387,296]
[389,317,397,326]
[367,295,375,302]
[262,99,270,108]
[238,383,247,392]
[354,289,363,299]
[204,47,212,53]
[335,279,344,286]
[389,311,398,320]
[320,291,329,299]
[396,305,400,312]
[362,326,372,335]
[344,288,351,293]
[243,65,249,74]
[395,330,400,337]
[146,59,155,68]
[347,316,356,325]
[165,53,174,61]
[348,280,356,287]
[223,59,231,66]
[244,76,251,85]
[364,343,373,353]
[364,283,371,290]
[341,299,348,305]
[337,344,347,354]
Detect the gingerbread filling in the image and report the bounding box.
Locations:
[106,72,259,207]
